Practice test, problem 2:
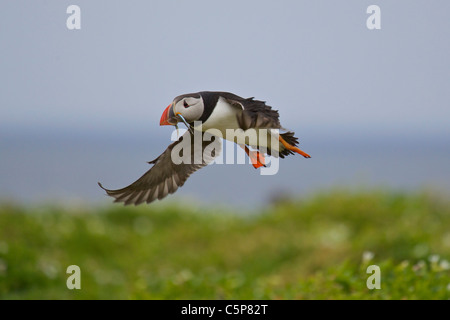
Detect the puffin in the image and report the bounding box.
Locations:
[98,91,311,205]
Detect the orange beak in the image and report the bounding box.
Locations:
[160,104,177,126]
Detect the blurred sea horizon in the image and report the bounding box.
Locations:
[1,124,449,209]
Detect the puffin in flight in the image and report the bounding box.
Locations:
[99,91,311,205]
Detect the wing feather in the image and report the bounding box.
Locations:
[221,93,281,130]
[98,131,221,205]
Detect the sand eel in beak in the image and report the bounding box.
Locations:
[99,91,311,205]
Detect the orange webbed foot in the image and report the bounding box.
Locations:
[279,136,311,158]
[240,145,266,169]
[248,150,266,169]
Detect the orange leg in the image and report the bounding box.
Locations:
[240,145,266,169]
[279,136,311,158]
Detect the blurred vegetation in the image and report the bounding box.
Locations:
[0,189,450,299]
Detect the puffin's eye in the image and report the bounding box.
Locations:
[183,101,190,108]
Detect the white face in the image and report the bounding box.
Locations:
[172,95,204,123]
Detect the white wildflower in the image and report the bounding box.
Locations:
[439,259,450,271]
[362,251,375,263]
[428,254,440,264]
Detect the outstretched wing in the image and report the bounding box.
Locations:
[98,131,221,205]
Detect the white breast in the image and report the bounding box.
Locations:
[194,97,241,134]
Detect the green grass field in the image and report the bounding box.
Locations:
[1,189,450,299]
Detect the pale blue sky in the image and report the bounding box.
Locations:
[1,1,449,137]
